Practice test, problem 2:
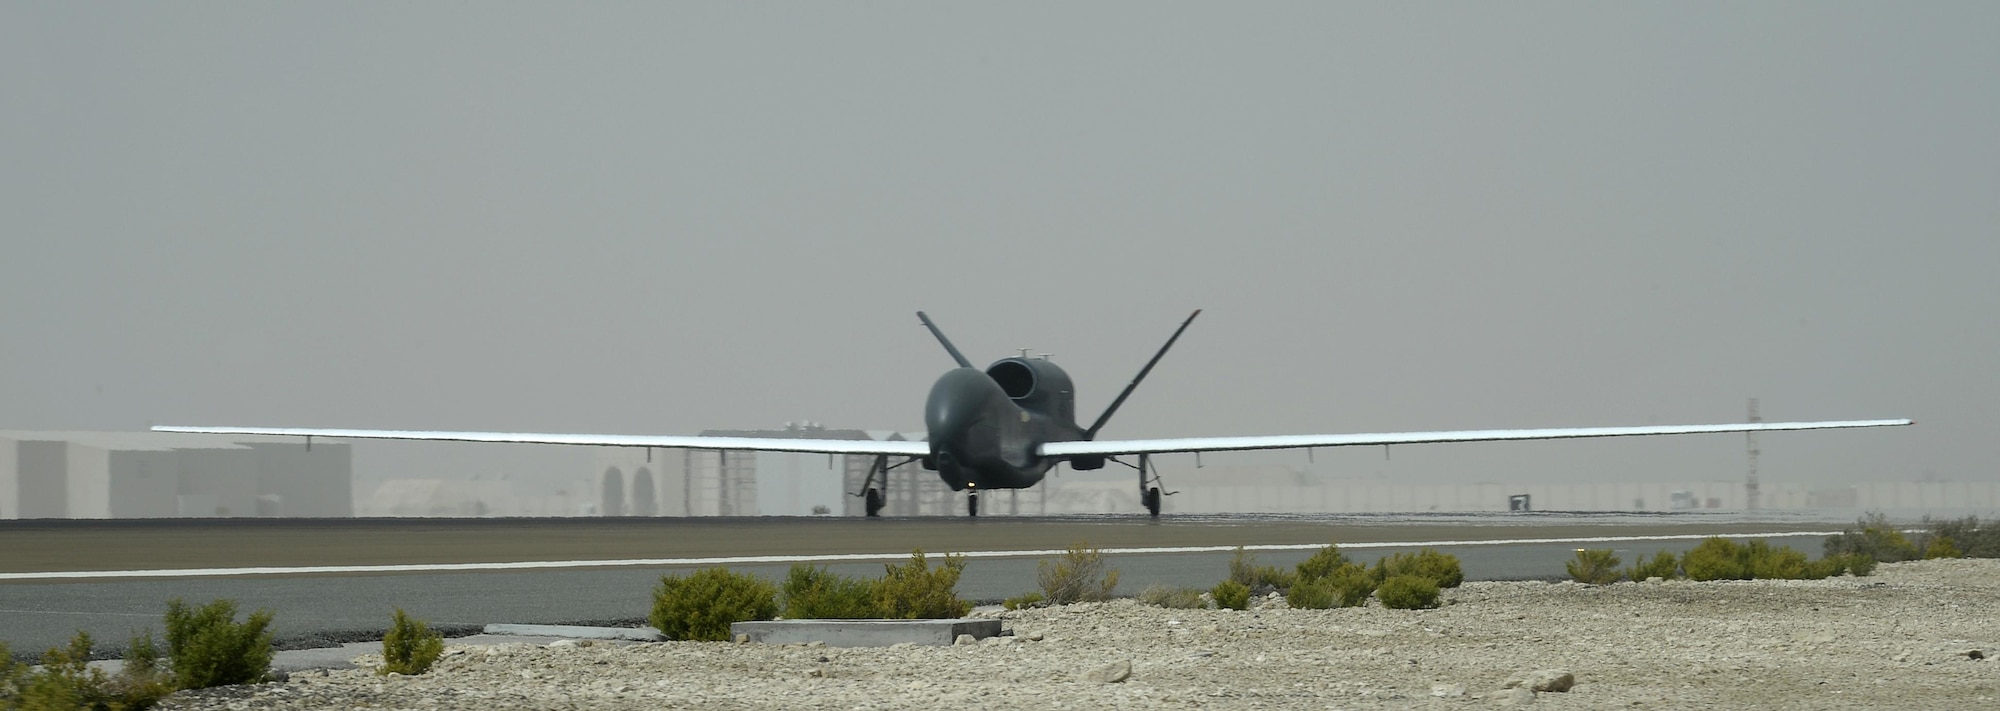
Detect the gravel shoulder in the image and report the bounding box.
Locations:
[158,559,2000,710]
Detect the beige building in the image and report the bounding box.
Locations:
[0,431,351,519]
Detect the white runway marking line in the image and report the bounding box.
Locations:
[0,531,1841,582]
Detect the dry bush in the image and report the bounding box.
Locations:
[1626,551,1681,581]
[1566,549,1623,585]
[379,608,445,676]
[1137,584,1208,610]
[1373,549,1463,588]
[1226,547,1295,595]
[164,598,275,689]
[1376,575,1441,610]
[873,550,971,619]
[1037,542,1120,604]
[781,564,880,619]
[1294,544,1352,584]
[1824,513,1921,563]
[649,568,779,641]
[1211,580,1252,610]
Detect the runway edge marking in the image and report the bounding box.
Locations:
[1,531,1841,581]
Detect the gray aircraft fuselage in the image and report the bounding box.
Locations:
[922,358,1092,491]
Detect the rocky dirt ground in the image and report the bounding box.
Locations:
[158,559,2000,710]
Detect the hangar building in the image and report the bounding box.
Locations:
[0,431,351,519]
[591,424,1005,516]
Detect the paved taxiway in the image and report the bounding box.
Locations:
[1,513,1842,656]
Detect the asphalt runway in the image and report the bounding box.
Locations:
[0,513,1844,657]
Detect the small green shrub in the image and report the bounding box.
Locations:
[1002,592,1045,610]
[1376,574,1441,610]
[1037,542,1120,604]
[1566,549,1623,585]
[1626,551,1681,580]
[873,550,971,619]
[16,631,111,710]
[164,598,275,689]
[1373,549,1463,588]
[1843,553,1878,576]
[1211,579,1251,611]
[4,631,173,711]
[1925,537,1961,559]
[1136,584,1208,609]
[1824,513,1921,563]
[115,632,173,706]
[0,641,19,701]
[1681,537,1750,581]
[1285,575,1336,609]
[1288,564,1377,609]
[1327,563,1377,607]
[1744,540,1812,580]
[1802,556,1844,580]
[379,608,445,676]
[1294,544,1352,584]
[1226,547,1295,595]
[1919,515,1999,557]
[649,567,779,641]
[782,564,880,619]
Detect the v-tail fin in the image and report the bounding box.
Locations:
[1085,309,1201,439]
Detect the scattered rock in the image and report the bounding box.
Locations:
[547,639,578,649]
[1521,669,1574,692]
[1966,650,1985,660]
[1893,651,1912,662]
[733,634,749,644]
[1491,687,1537,705]
[1023,630,1045,642]
[1081,659,1132,684]
[1431,682,1467,697]
[954,634,977,646]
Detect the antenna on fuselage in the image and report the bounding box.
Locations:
[916,311,974,368]
[1084,309,1202,439]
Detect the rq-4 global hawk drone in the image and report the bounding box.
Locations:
[159,311,1910,517]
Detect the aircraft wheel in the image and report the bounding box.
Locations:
[1144,487,1161,517]
[865,488,884,517]
[967,492,979,517]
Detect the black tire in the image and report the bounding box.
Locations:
[865,488,884,517]
[967,492,979,517]
[1144,487,1162,517]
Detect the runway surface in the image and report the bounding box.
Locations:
[0,512,1847,657]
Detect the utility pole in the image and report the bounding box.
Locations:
[1746,398,1761,511]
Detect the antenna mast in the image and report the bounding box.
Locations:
[1746,397,1761,511]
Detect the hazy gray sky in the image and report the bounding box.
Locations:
[3,3,1992,492]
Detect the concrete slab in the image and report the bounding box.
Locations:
[731,618,1003,647]
[481,624,665,642]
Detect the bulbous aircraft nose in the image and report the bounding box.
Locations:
[925,367,1002,439]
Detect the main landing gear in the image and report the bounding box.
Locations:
[853,454,919,518]
[1119,453,1175,518]
[967,490,979,517]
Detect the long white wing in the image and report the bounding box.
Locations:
[152,426,931,457]
[1039,419,1912,457]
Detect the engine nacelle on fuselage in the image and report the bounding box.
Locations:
[923,359,1086,491]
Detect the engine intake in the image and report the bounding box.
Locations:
[986,360,1036,399]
